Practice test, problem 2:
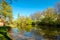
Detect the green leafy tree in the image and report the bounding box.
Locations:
[40,8,57,40]
[16,14,32,31]
[41,8,57,25]
[0,1,13,24]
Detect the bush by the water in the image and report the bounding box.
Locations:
[0,26,12,40]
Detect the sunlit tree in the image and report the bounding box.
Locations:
[55,2,60,24]
[41,8,57,24]
[1,1,13,23]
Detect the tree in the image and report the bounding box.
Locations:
[41,8,57,25]
[26,17,32,25]
[15,14,32,31]
[0,1,13,24]
[30,12,41,21]
[30,12,42,25]
[55,2,60,25]
[40,8,58,40]
[0,0,18,4]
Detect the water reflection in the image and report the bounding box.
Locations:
[11,25,59,40]
[24,32,33,37]
[56,35,60,40]
[11,28,44,40]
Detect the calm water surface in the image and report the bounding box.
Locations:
[11,26,59,40]
[11,28,44,40]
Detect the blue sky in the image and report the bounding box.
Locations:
[11,0,60,19]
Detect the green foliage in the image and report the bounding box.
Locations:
[25,25,32,32]
[30,7,60,40]
[0,1,13,25]
[0,34,7,40]
[0,26,12,40]
[26,17,32,25]
[12,15,33,31]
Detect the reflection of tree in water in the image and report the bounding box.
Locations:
[30,25,58,40]
[39,26,58,40]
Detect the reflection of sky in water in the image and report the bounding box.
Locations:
[12,28,19,33]
[12,27,60,40]
[24,32,34,37]
[12,28,44,40]
[57,35,60,40]
[24,32,44,40]
[12,28,19,37]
